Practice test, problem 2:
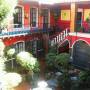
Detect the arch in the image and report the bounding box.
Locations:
[13,40,25,45]
[71,40,90,70]
[72,39,90,48]
[11,41,25,53]
[58,39,70,48]
[71,40,90,59]
[58,39,70,53]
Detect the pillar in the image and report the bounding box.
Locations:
[70,3,77,32]
[42,34,49,54]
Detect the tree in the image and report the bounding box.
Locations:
[0,0,17,28]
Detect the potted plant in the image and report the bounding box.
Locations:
[76,26,84,32]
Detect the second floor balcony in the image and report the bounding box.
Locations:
[0,23,53,38]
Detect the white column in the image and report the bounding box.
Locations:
[65,28,68,36]
[61,33,63,41]
[56,36,59,43]
[51,40,54,46]
[63,30,66,39]
[54,38,57,44]
[58,34,61,42]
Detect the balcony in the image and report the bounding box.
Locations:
[0,24,51,38]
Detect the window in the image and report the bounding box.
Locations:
[14,6,22,28]
[42,9,49,29]
[25,40,37,56]
[30,8,37,27]
[25,41,33,52]
[13,42,25,53]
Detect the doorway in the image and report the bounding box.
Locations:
[42,9,49,30]
[76,12,82,31]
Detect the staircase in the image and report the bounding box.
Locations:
[50,28,69,46]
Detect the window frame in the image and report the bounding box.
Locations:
[30,7,38,28]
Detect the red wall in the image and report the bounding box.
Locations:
[50,15,70,30]
[50,14,55,27]
[57,19,70,30]
[50,11,70,31]
[3,34,42,46]
[24,4,30,27]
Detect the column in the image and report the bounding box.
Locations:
[70,3,77,32]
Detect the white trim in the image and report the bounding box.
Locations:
[15,5,24,28]
[69,32,90,38]
[30,7,38,28]
[42,8,50,28]
[0,33,28,39]
[78,8,83,12]
[58,39,70,48]
[70,39,90,62]
[36,8,38,27]
[72,39,90,48]
[71,39,90,60]
[13,41,25,45]
[13,41,25,52]
[48,8,50,28]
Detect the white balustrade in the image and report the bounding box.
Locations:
[50,28,69,46]
[56,36,59,43]
[51,40,55,46]
[58,34,61,42]
[60,33,63,41]
[54,38,57,44]
[65,28,68,36]
[63,30,66,39]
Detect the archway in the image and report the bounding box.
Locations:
[72,40,90,70]
[12,41,25,53]
[58,40,69,53]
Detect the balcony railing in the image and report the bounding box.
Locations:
[50,28,70,46]
[0,23,51,38]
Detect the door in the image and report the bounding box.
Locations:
[42,9,49,30]
[72,41,90,70]
[76,12,82,31]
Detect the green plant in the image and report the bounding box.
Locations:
[58,72,71,90]
[16,51,40,84]
[76,26,83,32]
[16,52,40,72]
[86,17,90,23]
[45,52,70,80]
[55,53,70,70]
[78,71,90,89]
[49,44,57,54]
[46,52,57,72]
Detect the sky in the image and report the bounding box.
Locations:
[32,0,90,4]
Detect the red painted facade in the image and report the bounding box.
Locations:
[24,4,30,27]
[1,0,90,54]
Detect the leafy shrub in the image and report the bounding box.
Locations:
[16,51,40,73]
[55,53,70,69]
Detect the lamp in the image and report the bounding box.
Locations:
[24,12,29,19]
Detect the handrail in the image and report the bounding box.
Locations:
[50,28,70,46]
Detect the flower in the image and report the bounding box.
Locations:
[7,48,15,56]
